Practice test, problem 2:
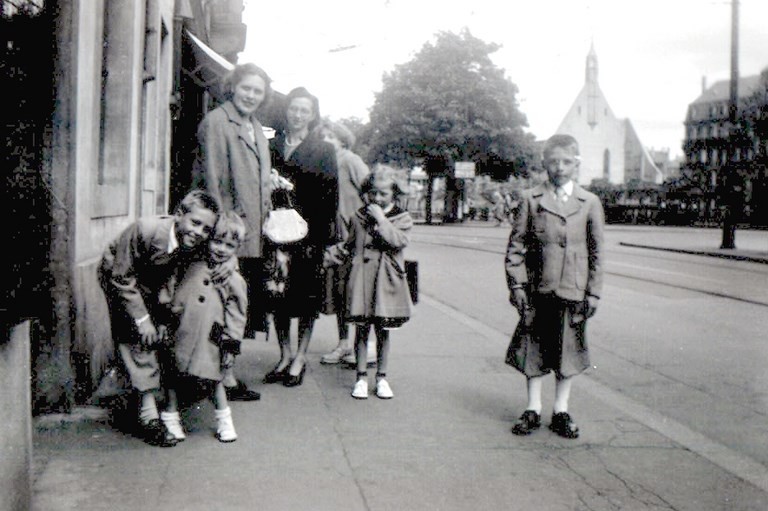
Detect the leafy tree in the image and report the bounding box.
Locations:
[364,29,537,179]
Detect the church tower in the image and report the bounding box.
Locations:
[556,45,661,185]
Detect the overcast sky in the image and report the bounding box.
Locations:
[240,0,767,159]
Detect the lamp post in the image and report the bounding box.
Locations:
[721,0,739,249]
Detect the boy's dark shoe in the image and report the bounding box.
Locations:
[549,412,580,439]
[511,410,541,435]
[141,418,178,447]
[225,380,261,401]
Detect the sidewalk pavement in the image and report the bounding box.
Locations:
[32,288,768,510]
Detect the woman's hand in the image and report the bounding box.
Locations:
[270,169,294,191]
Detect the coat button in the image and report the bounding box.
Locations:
[559,239,566,247]
[561,218,566,225]
[203,279,210,286]
[198,296,205,303]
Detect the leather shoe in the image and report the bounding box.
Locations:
[511,410,541,436]
[283,365,306,388]
[262,367,287,384]
[141,418,178,447]
[549,412,580,439]
[225,381,261,401]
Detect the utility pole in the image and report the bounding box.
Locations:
[721,0,739,249]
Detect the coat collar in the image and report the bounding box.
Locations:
[530,182,588,218]
[221,101,264,155]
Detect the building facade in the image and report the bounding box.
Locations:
[681,71,768,226]
[556,45,663,186]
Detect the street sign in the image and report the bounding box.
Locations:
[454,161,475,179]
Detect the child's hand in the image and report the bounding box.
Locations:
[156,324,169,344]
[366,204,385,223]
[585,295,599,319]
[211,256,237,284]
[221,352,235,370]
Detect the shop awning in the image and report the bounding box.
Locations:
[183,29,234,87]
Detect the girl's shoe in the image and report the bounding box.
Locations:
[321,346,353,364]
[160,411,186,441]
[375,379,394,399]
[215,407,237,443]
[351,379,369,399]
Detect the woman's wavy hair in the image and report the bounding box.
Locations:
[284,86,321,132]
[222,63,272,103]
[315,118,355,149]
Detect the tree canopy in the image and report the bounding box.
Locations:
[363,29,538,179]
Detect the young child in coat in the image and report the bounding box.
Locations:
[161,211,249,443]
[98,190,220,447]
[325,165,413,399]
[505,134,604,439]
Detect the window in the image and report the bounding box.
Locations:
[603,149,610,179]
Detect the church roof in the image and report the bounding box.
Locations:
[691,74,763,105]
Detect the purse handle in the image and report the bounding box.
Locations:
[272,188,295,210]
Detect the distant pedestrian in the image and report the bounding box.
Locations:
[325,165,413,400]
[314,119,377,367]
[98,190,220,447]
[505,134,605,439]
[161,212,249,443]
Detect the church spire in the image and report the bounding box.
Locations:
[586,40,598,84]
[586,42,599,128]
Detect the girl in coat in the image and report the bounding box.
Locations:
[326,165,413,400]
[161,212,248,443]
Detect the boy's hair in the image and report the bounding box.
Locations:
[224,63,272,103]
[212,211,246,242]
[176,189,219,216]
[543,134,580,160]
[362,164,407,198]
[315,118,355,149]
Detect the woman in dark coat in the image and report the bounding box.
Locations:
[190,63,273,401]
[263,87,338,387]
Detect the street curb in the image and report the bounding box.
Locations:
[619,242,768,264]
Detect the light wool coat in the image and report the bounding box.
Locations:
[505,182,604,301]
[192,101,272,258]
[340,206,413,321]
[171,261,248,382]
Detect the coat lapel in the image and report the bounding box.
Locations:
[562,184,587,217]
[533,184,562,217]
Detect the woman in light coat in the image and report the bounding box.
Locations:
[191,63,273,401]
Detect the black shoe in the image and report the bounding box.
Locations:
[283,365,306,388]
[549,412,580,439]
[141,418,178,447]
[511,410,541,436]
[262,367,288,384]
[225,381,261,401]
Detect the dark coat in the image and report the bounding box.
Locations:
[192,101,272,258]
[270,132,338,246]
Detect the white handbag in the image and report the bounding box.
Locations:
[263,193,308,244]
